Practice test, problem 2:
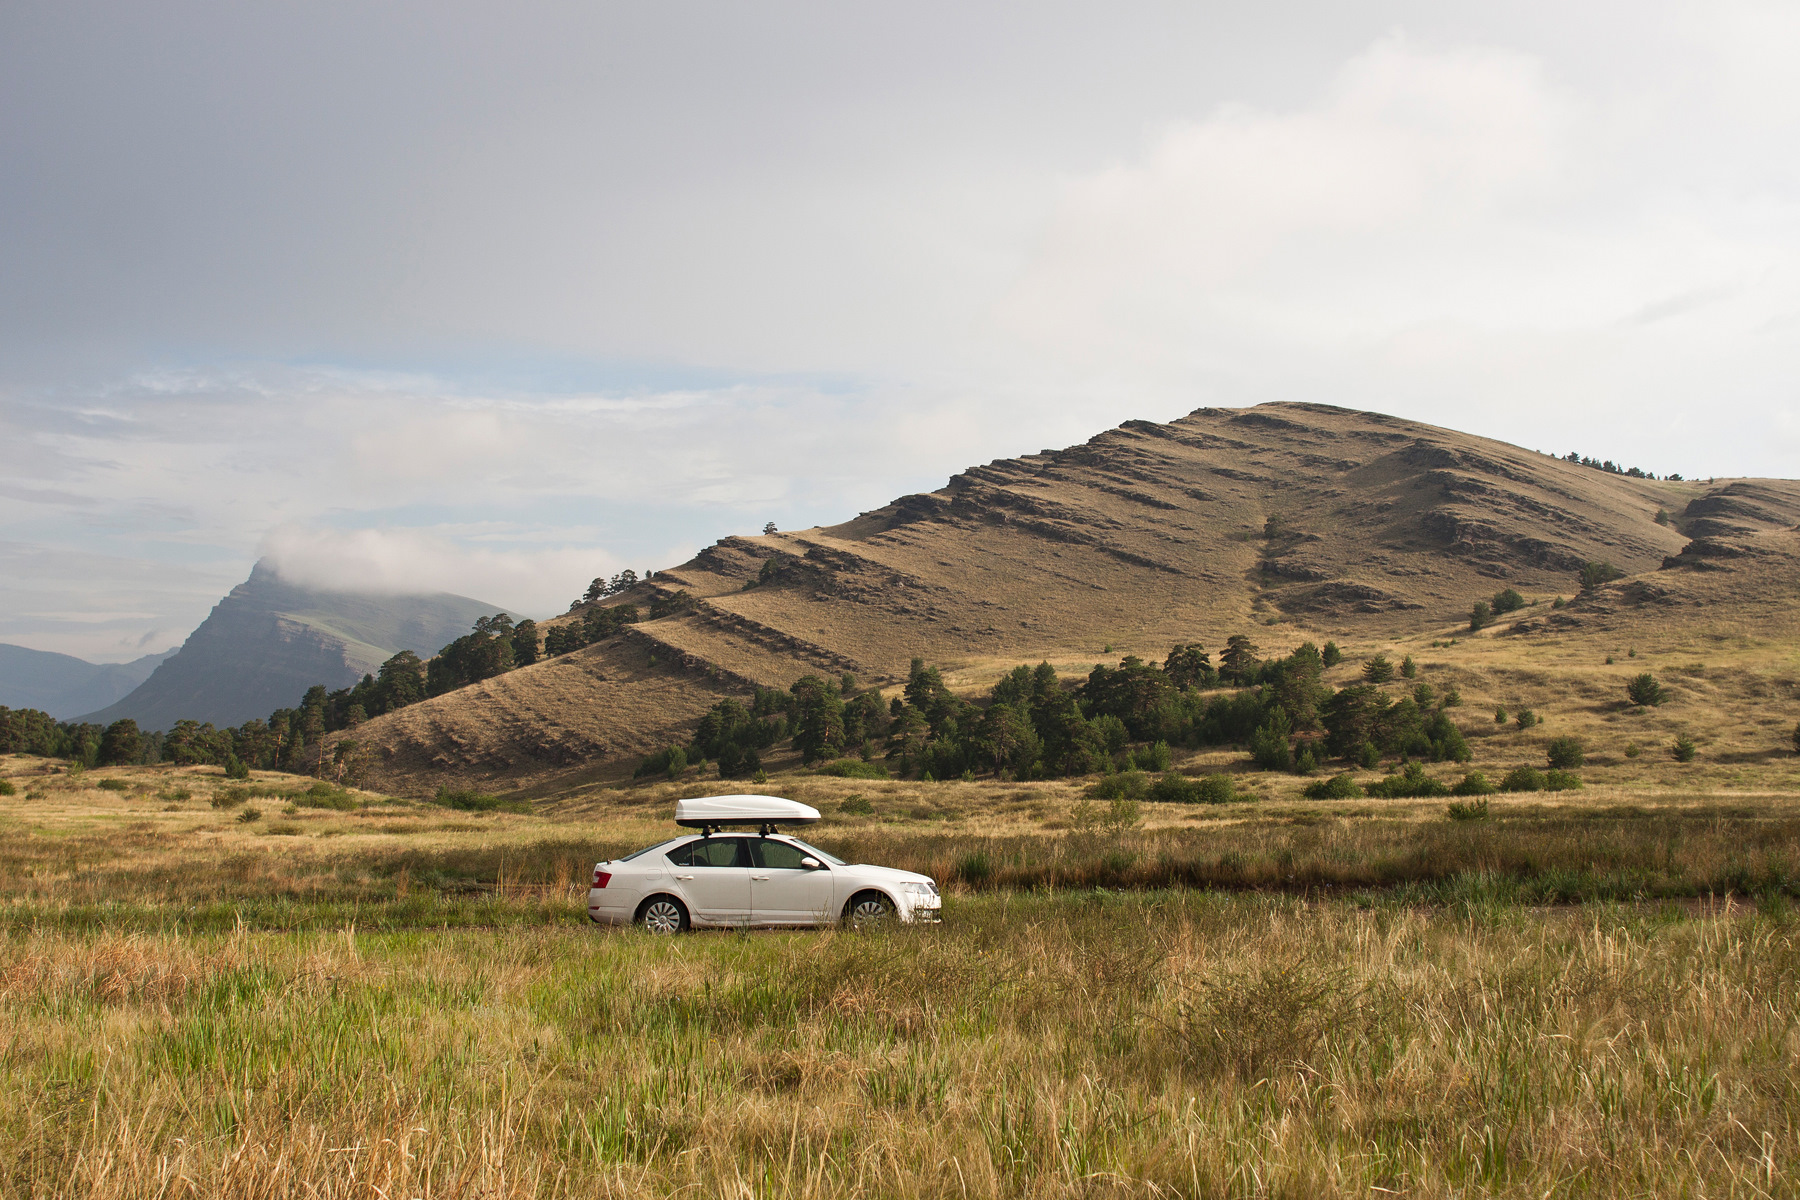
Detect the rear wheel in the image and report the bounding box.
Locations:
[637,896,689,934]
[843,891,894,929]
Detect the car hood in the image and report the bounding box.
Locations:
[843,863,936,888]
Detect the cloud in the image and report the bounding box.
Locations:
[259,525,621,614]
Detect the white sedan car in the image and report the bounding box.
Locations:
[587,795,941,933]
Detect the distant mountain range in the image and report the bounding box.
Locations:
[0,644,177,719]
[77,562,506,731]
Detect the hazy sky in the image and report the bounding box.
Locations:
[4,1,1797,660]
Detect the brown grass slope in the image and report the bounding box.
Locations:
[344,402,1798,795]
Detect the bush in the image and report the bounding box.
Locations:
[1626,673,1667,707]
[1356,742,1381,769]
[1321,642,1342,668]
[1494,706,1508,724]
[1491,588,1526,615]
[1545,736,1585,769]
[815,759,890,780]
[1499,767,1546,793]
[1248,722,1292,771]
[837,793,874,815]
[210,788,249,809]
[1544,769,1584,791]
[1088,770,1147,801]
[1148,773,1235,804]
[1133,741,1173,772]
[1400,655,1417,679]
[1365,762,1447,799]
[1292,745,1318,775]
[1452,771,1496,796]
[1413,682,1436,708]
[297,782,359,811]
[1580,560,1625,592]
[1625,742,1641,758]
[97,778,130,793]
[1469,601,1492,632]
[433,787,532,815]
[1514,709,1538,729]
[1672,735,1697,763]
[1303,772,1363,800]
[224,754,250,780]
[1442,687,1461,707]
[0,781,14,796]
[1446,798,1490,822]
[236,806,261,823]
[1361,655,1395,684]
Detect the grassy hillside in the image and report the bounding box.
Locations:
[339,402,1800,796]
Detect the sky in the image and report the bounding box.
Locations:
[3,0,1797,661]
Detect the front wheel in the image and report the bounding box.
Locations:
[843,891,894,929]
[637,896,689,934]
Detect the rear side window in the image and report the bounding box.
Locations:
[666,838,747,868]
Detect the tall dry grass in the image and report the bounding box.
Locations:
[3,896,1797,1197]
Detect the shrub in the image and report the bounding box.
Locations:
[1491,588,1526,615]
[1413,682,1436,708]
[1321,642,1342,667]
[433,787,532,814]
[97,778,130,793]
[1499,767,1546,793]
[1672,735,1697,763]
[1293,745,1318,775]
[815,759,890,780]
[1149,773,1236,804]
[1133,741,1173,772]
[224,755,250,780]
[210,788,249,809]
[1361,655,1395,684]
[236,806,262,823]
[1625,742,1642,758]
[1544,769,1584,791]
[1303,772,1363,800]
[1442,687,1461,707]
[1494,706,1508,724]
[1469,601,1492,632]
[159,787,191,802]
[1400,655,1417,679]
[1580,560,1625,593]
[1365,762,1447,799]
[1088,771,1147,801]
[1446,798,1490,822]
[1452,771,1496,796]
[1551,596,1566,608]
[1626,673,1667,707]
[297,783,359,811]
[1514,709,1538,729]
[0,781,14,796]
[1545,736,1585,769]
[1356,742,1381,769]
[837,793,874,816]
[1248,722,1292,771]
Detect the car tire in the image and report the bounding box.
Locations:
[636,895,689,934]
[843,890,894,929]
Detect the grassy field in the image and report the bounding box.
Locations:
[5,754,1800,1196]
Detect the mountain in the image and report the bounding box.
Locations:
[79,562,506,730]
[336,402,1800,795]
[0,644,176,718]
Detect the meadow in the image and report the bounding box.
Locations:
[5,753,1800,1197]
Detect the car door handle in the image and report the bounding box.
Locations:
[749,874,770,881]
[674,873,695,880]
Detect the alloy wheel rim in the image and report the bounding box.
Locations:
[851,898,890,924]
[644,902,682,933]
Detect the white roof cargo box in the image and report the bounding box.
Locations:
[674,794,821,830]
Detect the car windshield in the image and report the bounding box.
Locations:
[615,838,683,863]
[781,838,846,867]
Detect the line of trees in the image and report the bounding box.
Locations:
[1561,450,1681,481]
[651,636,1471,783]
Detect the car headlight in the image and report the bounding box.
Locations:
[905,881,939,898]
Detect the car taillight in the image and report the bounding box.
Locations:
[591,868,611,889]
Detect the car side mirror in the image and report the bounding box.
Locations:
[801,857,822,870]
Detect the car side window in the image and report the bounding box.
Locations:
[667,838,746,867]
[753,839,813,870]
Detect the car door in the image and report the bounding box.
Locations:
[664,837,752,925]
[749,837,837,925]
